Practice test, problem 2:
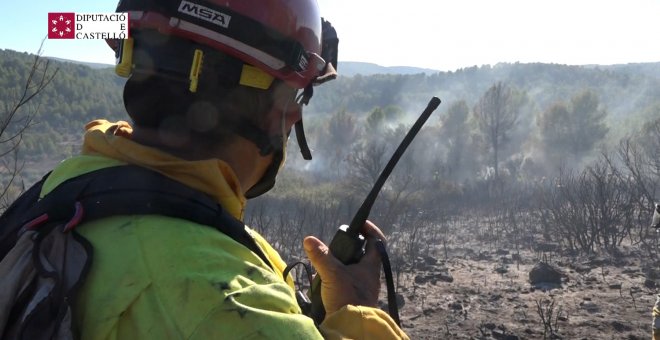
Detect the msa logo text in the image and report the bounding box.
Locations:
[178,0,231,28]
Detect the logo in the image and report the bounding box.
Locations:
[48,13,129,40]
[178,0,231,28]
[298,55,309,72]
[48,13,75,39]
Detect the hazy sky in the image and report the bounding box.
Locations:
[1,0,658,71]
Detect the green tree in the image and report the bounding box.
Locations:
[473,82,522,178]
[537,90,609,166]
[440,100,470,179]
[312,109,359,178]
[366,105,403,131]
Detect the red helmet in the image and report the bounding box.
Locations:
[108,0,338,198]
[110,0,334,90]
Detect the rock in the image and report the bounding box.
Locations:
[579,301,600,313]
[413,256,440,270]
[529,261,563,285]
[569,262,592,273]
[415,270,454,284]
[495,266,508,274]
[608,283,622,290]
[533,242,560,253]
[491,325,520,340]
[414,259,433,271]
[500,256,513,264]
[495,249,510,255]
[587,256,611,267]
[433,271,454,283]
[396,293,405,308]
[622,267,639,274]
[476,251,492,261]
[448,302,463,310]
[585,276,598,283]
[414,275,426,284]
[422,255,438,266]
[492,329,519,340]
[644,266,660,279]
[611,320,632,332]
[644,278,657,289]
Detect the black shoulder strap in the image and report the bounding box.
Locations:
[12,165,272,269]
[0,172,50,260]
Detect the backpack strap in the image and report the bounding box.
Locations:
[1,165,273,340]
[0,172,50,260]
[16,165,272,269]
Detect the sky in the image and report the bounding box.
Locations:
[1,0,659,72]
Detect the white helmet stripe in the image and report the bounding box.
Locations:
[174,19,286,70]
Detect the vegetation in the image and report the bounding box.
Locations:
[0,49,125,163]
[1,48,659,265]
[0,47,58,208]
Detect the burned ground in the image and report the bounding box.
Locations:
[392,233,658,339]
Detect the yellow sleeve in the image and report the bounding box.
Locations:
[251,229,410,339]
[320,305,410,340]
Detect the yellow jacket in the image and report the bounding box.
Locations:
[42,120,408,339]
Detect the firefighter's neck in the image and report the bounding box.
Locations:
[131,127,272,195]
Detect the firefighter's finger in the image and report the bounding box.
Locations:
[303,236,341,282]
[362,220,387,244]
[361,220,386,266]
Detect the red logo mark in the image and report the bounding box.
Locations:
[48,13,75,39]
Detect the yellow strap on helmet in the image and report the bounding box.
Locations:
[239,65,274,90]
[189,49,204,93]
[115,38,134,78]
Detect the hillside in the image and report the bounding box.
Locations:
[309,62,660,124]
[338,61,439,76]
[46,56,115,70]
[43,57,439,76]
[2,48,660,181]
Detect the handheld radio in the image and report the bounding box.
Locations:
[309,96,441,324]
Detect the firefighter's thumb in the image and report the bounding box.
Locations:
[303,236,341,281]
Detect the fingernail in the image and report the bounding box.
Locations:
[303,238,314,252]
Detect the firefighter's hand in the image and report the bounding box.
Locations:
[303,220,384,315]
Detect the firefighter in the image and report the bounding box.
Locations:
[27,0,407,338]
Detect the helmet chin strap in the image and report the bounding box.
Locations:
[236,121,283,199]
[294,119,312,160]
[244,146,284,198]
[294,89,314,161]
[243,92,309,198]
